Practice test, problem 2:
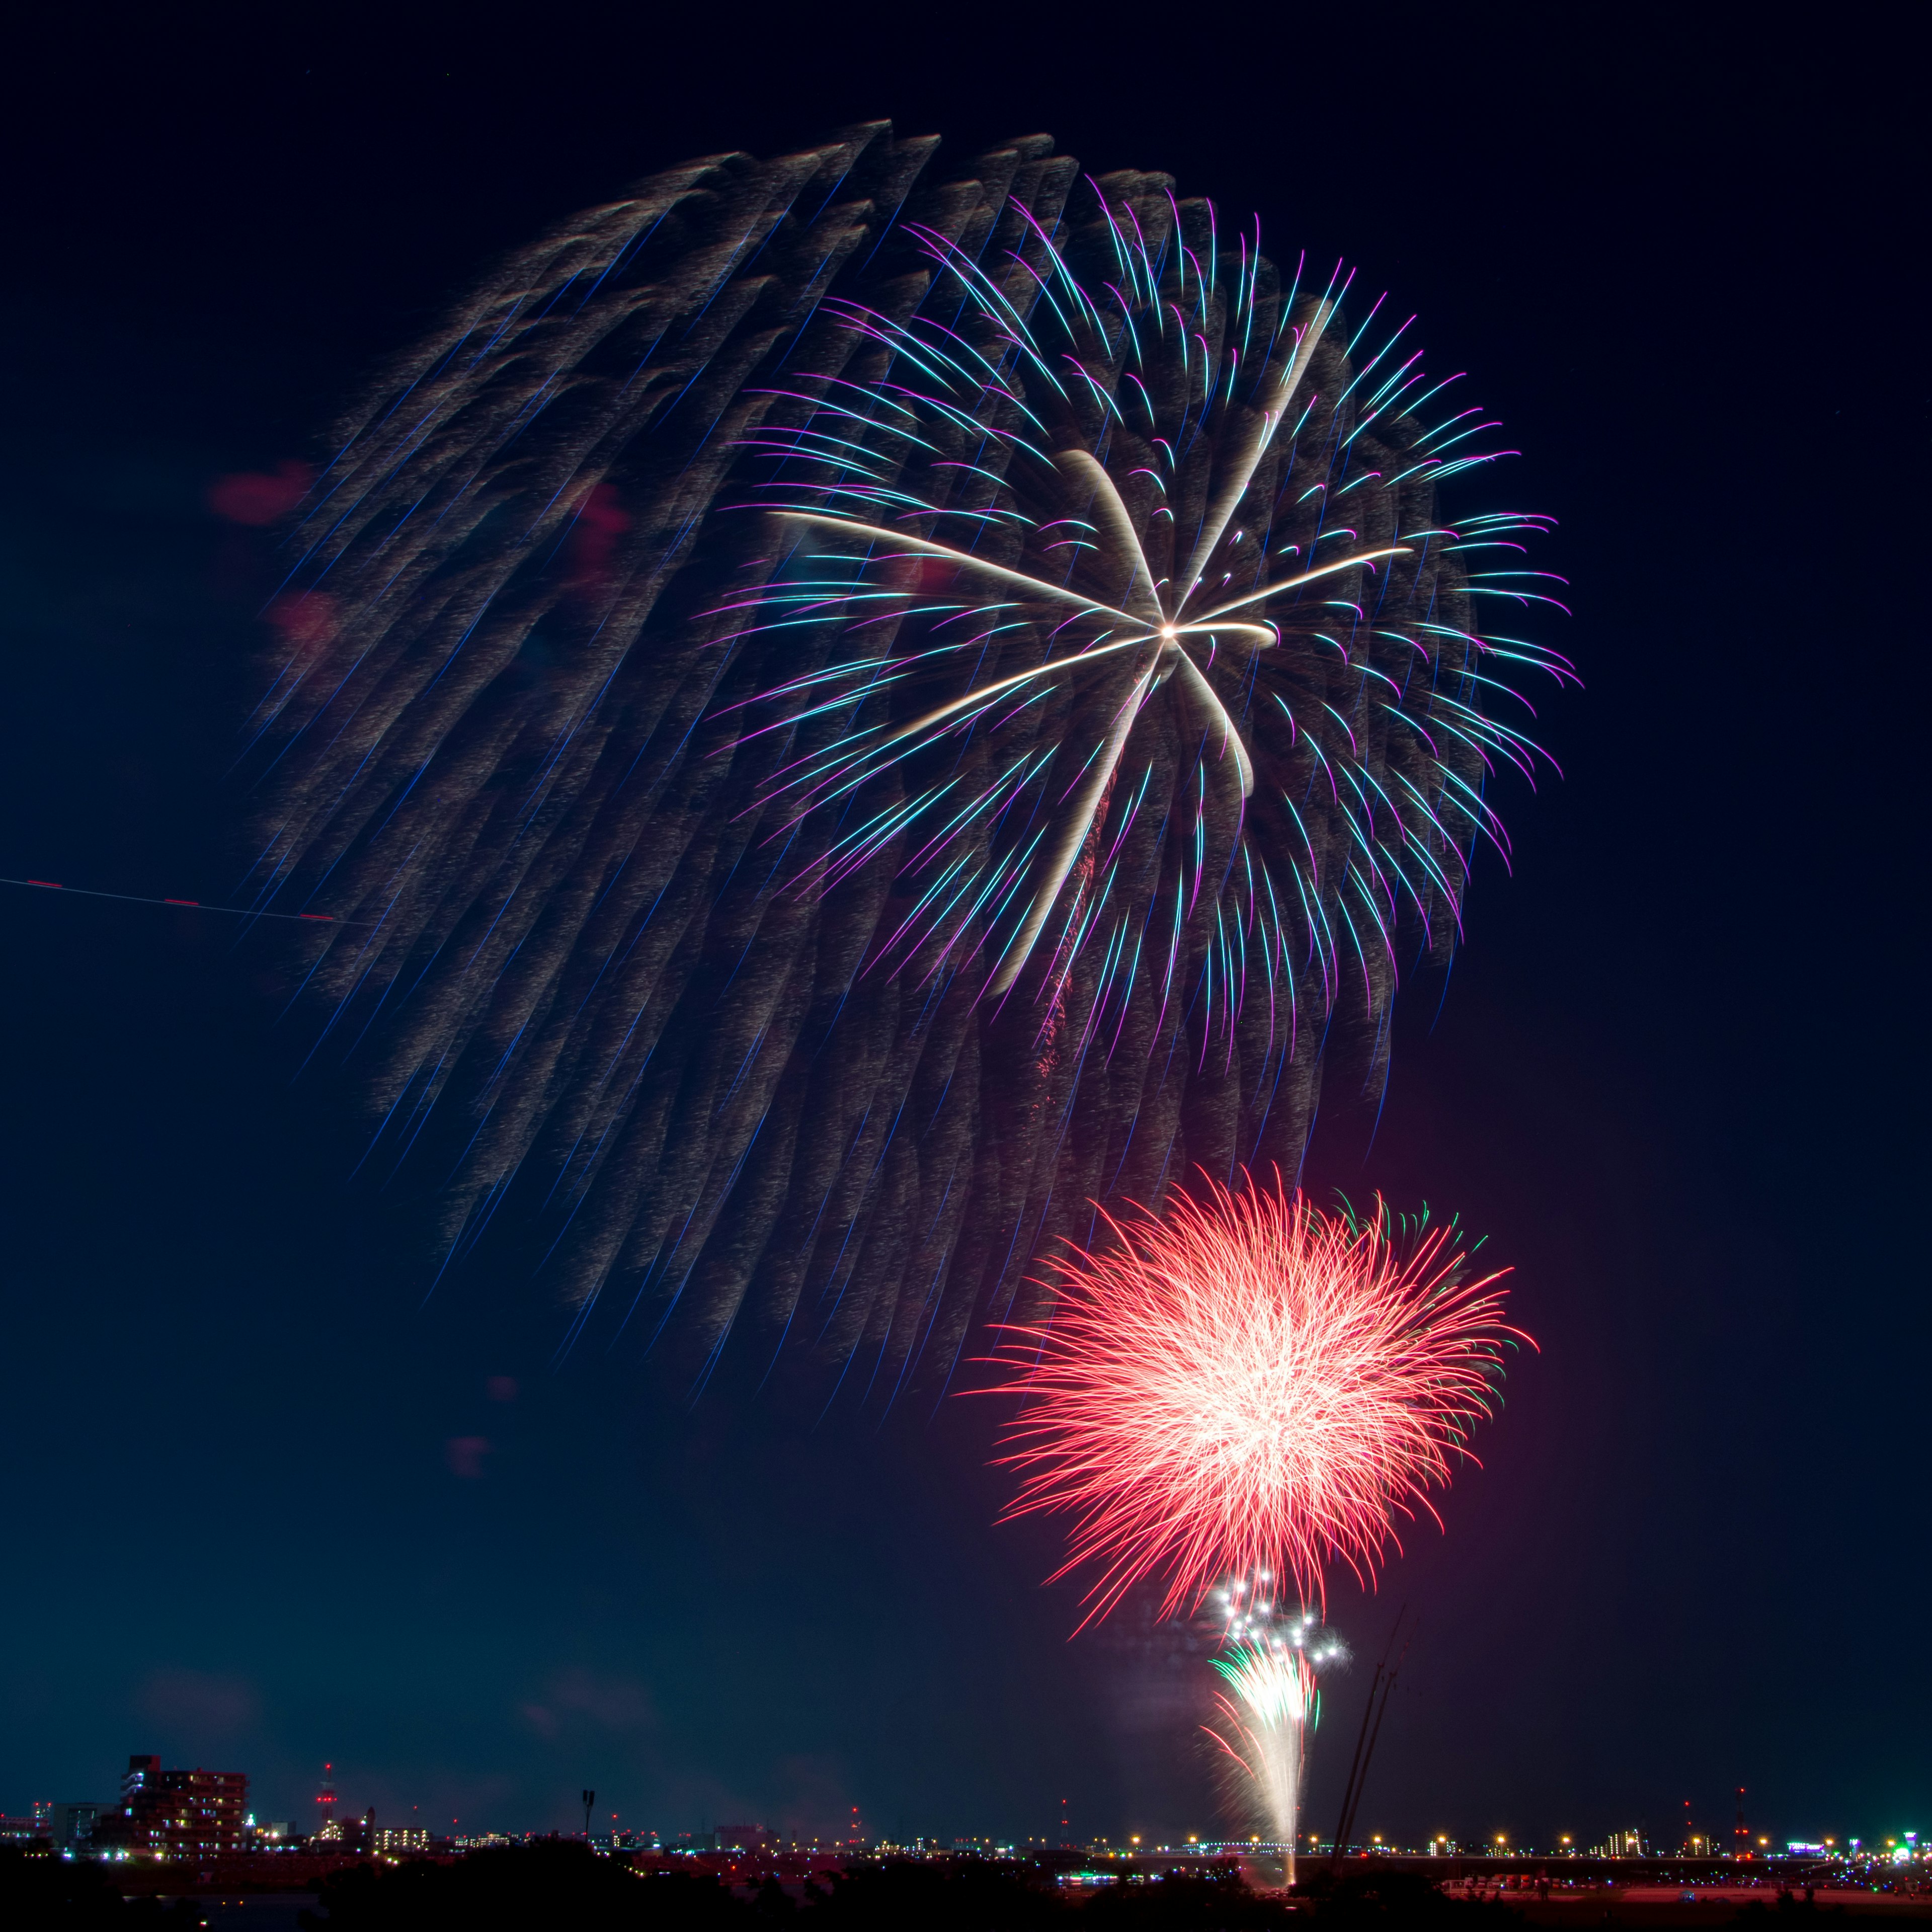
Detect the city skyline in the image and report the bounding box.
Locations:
[7,1747,1923,1872]
[8,1734,1922,1859]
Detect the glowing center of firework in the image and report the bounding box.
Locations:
[1160,624,1178,640]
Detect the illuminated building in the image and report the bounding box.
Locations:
[94,1756,248,1858]
[315,1806,376,1855]
[51,1801,106,1850]
[1589,1829,1646,1857]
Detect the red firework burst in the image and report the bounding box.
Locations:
[989,1174,1528,1628]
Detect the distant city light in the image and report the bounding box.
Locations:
[16,1746,1932,1882]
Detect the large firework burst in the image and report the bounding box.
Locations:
[989,1176,1523,1625]
[725,208,1561,1030]
[248,125,1560,1392]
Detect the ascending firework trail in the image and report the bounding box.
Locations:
[1204,1606,1342,1882]
[247,124,1564,1394]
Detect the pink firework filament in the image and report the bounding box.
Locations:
[989,1174,1528,1628]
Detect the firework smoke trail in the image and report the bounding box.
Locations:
[989,1175,1526,1626]
[1203,1606,1342,1884]
[247,125,1561,1393]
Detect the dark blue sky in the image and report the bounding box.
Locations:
[1,8,1918,1855]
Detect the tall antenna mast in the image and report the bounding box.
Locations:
[1329,1611,1411,1874]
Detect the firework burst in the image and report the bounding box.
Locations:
[248,126,1560,1394]
[722,192,1569,1040]
[989,1174,1525,1627]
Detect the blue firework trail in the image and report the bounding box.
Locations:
[244,125,1566,1400]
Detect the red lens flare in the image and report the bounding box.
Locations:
[987,1173,1529,1629]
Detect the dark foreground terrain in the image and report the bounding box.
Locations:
[7,1844,1929,1932]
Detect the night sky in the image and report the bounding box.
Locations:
[2,10,1919,1856]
